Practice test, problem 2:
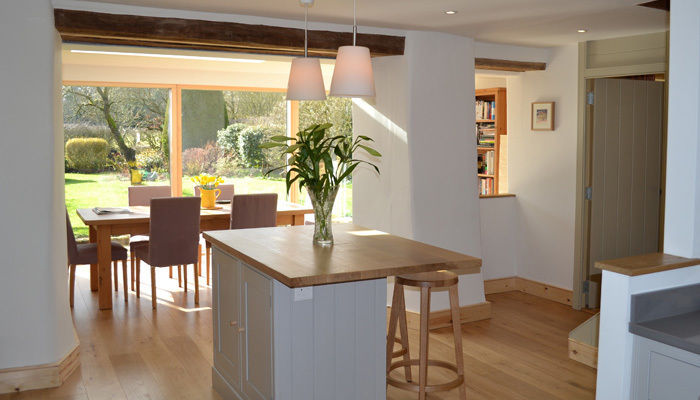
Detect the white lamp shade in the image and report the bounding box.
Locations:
[286,57,327,101]
[329,45,375,98]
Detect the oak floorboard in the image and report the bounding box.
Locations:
[2,265,595,400]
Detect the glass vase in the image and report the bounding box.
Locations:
[307,186,339,246]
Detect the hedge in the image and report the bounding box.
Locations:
[65,138,110,172]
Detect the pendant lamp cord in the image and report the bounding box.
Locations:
[353,0,357,46]
[304,5,308,57]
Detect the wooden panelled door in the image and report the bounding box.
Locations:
[585,78,665,306]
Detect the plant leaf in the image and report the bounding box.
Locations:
[358,144,382,157]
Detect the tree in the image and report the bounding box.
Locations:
[299,97,353,138]
[63,86,169,162]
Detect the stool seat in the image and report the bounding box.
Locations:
[396,270,458,288]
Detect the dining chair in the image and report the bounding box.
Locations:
[202,193,278,286]
[133,197,201,309]
[66,210,129,307]
[127,185,173,289]
[195,184,234,279]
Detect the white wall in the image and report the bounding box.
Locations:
[354,31,486,312]
[479,197,518,280]
[0,0,77,369]
[664,0,700,258]
[507,44,580,290]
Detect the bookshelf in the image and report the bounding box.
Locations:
[475,87,507,196]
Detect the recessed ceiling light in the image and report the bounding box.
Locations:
[70,49,265,63]
[577,29,588,33]
[444,10,457,15]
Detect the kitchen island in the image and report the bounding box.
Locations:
[203,223,481,400]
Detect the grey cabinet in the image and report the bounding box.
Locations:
[213,248,273,400]
[632,335,700,400]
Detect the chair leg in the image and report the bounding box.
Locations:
[178,265,182,287]
[386,282,401,376]
[169,266,173,279]
[183,264,188,293]
[130,256,135,291]
[136,258,141,298]
[151,267,157,310]
[194,263,200,305]
[449,285,466,400]
[113,261,118,291]
[206,245,211,286]
[198,244,203,276]
[418,286,431,400]
[397,284,413,382]
[69,264,76,308]
[122,260,129,303]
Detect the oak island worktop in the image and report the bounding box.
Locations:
[202,223,481,400]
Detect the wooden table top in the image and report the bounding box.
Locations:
[203,223,482,288]
[77,202,313,226]
[595,252,700,276]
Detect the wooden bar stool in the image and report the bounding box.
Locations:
[386,270,466,400]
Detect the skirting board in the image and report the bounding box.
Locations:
[391,301,492,331]
[0,344,80,394]
[484,277,573,306]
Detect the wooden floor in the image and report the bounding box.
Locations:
[1,266,596,400]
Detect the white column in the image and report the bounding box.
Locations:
[0,0,77,369]
[353,31,486,312]
[664,0,700,257]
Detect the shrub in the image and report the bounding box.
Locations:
[216,123,246,158]
[238,124,286,169]
[65,138,110,172]
[63,124,112,143]
[136,148,167,173]
[182,142,220,176]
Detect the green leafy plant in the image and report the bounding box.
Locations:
[261,123,380,196]
[260,123,380,245]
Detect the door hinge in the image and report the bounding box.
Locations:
[585,186,593,200]
[586,92,594,105]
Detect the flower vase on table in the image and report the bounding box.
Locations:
[192,174,224,209]
[261,123,381,246]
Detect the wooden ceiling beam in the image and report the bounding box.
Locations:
[54,9,405,58]
[638,0,670,12]
[475,58,547,72]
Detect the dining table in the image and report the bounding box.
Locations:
[76,201,314,310]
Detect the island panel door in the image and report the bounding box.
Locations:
[213,249,242,392]
[242,263,273,400]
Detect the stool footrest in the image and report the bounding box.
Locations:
[387,359,464,393]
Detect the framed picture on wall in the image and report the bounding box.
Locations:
[531,102,555,131]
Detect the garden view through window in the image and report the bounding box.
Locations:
[63,85,353,239]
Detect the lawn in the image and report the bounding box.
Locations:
[65,172,352,239]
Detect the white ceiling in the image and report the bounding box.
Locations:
[78,0,668,47]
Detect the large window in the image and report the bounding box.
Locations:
[63,84,354,238]
[180,89,289,200]
[63,85,170,238]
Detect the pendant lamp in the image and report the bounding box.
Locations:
[329,0,375,97]
[286,0,326,100]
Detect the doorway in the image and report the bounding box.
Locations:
[579,76,666,308]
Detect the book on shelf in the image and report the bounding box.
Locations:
[477,151,495,175]
[475,100,497,120]
[478,177,495,196]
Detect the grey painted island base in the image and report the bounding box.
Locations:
[211,247,387,400]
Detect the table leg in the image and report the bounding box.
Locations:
[293,213,305,226]
[89,226,98,292]
[96,225,113,310]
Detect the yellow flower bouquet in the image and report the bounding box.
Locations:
[191,174,224,190]
[191,174,224,208]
